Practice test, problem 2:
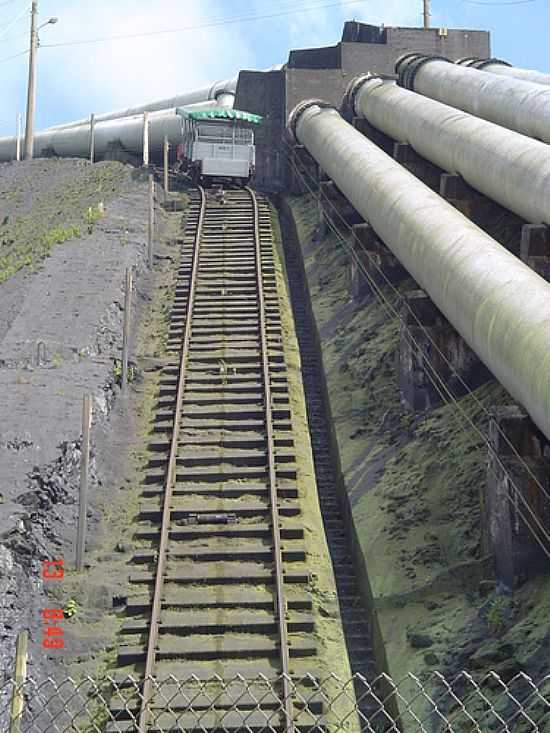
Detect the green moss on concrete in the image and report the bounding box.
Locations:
[0,162,130,282]
[285,192,550,721]
[271,202,359,731]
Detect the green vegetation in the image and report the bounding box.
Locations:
[0,163,127,283]
[286,192,550,723]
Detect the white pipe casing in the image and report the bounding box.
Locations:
[397,54,550,144]
[289,100,550,441]
[0,108,187,160]
[45,77,238,132]
[458,56,550,88]
[348,74,550,225]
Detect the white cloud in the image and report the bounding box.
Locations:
[0,0,422,132]
[38,0,256,123]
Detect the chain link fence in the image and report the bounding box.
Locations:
[2,671,549,732]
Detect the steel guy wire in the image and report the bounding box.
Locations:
[286,150,550,559]
[284,139,550,506]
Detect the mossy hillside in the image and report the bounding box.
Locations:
[47,204,184,697]
[271,202,357,706]
[285,193,550,707]
[0,162,130,282]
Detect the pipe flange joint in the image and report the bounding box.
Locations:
[287,98,335,144]
[456,56,511,70]
[342,73,379,118]
[397,53,451,90]
[395,52,422,78]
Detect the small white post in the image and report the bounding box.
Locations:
[15,113,22,162]
[76,394,92,571]
[148,174,154,268]
[89,113,96,164]
[163,135,170,194]
[9,631,28,733]
[122,268,133,388]
[143,111,150,168]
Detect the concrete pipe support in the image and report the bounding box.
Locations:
[289,100,550,442]
[348,74,550,225]
[397,54,550,144]
[459,57,550,88]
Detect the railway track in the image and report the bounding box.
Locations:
[109,186,332,732]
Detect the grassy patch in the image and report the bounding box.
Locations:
[0,162,128,282]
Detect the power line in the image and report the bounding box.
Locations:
[0,0,29,38]
[0,47,28,64]
[461,0,535,5]
[40,0,366,49]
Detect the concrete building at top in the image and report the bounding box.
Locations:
[235,20,491,191]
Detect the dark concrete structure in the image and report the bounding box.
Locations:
[485,407,550,587]
[235,21,490,191]
[398,291,490,411]
[349,223,407,301]
[520,224,550,281]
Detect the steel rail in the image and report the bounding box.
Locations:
[138,186,206,733]
[247,187,294,733]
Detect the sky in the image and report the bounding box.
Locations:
[0,0,548,135]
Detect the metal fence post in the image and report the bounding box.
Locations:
[15,113,22,162]
[76,394,92,571]
[89,113,96,164]
[9,631,28,733]
[163,135,170,194]
[143,111,150,168]
[148,174,154,268]
[122,268,133,387]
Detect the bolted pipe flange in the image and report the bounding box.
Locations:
[286,98,335,144]
[456,56,511,70]
[342,73,376,118]
[395,52,424,78]
[397,53,451,90]
[342,73,396,118]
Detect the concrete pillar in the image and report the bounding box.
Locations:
[439,172,488,220]
[520,224,550,281]
[393,142,442,192]
[349,223,407,301]
[288,144,318,195]
[485,406,550,587]
[318,179,361,232]
[352,117,394,155]
[399,290,490,411]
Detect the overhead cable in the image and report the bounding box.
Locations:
[39,0,366,49]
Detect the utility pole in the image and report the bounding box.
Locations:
[24,1,38,160]
[423,0,430,29]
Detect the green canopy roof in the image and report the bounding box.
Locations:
[176,107,263,124]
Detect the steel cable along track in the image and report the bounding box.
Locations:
[109,187,321,732]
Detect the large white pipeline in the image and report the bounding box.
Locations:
[289,100,550,442]
[458,56,550,88]
[344,74,550,225]
[45,77,237,132]
[396,53,550,144]
[0,107,189,161]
